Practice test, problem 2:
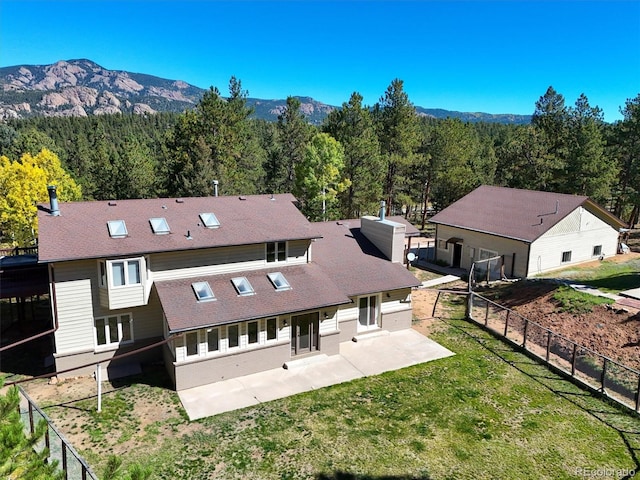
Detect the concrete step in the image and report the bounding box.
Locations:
[352,330,390,343]
[283,354,329,370]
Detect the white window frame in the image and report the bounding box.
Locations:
[99,258,143,288]
[94,313,133,350]
[592,245,602,257]
[266,241,287,263]
[185,331,199,357]
[232,277,255,296]
[357,294,380,332]
[247,320,259,345]
[192,281,216,302]
[206,327,220,354]
[268,272,291,291]
[469,247,476,259]
[227,324,240,349]
[266,317,278,342]
[561,250,572,263]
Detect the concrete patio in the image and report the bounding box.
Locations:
[178,329,454,420]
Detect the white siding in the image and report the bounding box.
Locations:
[52,261,96,354]
[436,225,530,278]
[319,309,338,334]
[528,207,619,275]
[150,244,265,281]
[150,241,309,282]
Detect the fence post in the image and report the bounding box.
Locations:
[503,310,510,337]
[636,375,640,412]
[571,343,578,377]
[484,299,489,326]
[546,331,552,362]
[62,443,68,480]
[522,319,529,348]
[601,357,608,393]
[432,291,442,318]
[28,401,34,434]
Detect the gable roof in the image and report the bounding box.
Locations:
[37,194,320,262]
[429,185,624,243]
[156,217,421,332]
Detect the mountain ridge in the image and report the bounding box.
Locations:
[0,59,531,125]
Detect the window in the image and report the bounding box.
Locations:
[561,251,572,263]
[111,259,141,287]
[266,318,277,341]
[228,325,239,348]
[469,247,476,259]
[266,242,286,263]
[268,272,291,291]
[199,212,220,229]
[248,321,259,344]
[593,245,602,257]
[358,295,379,330]
[185,331,198,357]
[438,239,447,250]
[95,313,133,348]
[207,328,219,353]
[192,281,215,301]
[149,217,170,234]
[107,220,128,238]
[479,248,498,260]
[232,277,255,296]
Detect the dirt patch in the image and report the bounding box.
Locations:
[483,282,640,370]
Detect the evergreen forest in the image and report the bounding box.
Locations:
[1,77,638,246]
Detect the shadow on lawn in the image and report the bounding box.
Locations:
[445,318,640,480]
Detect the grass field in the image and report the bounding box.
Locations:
[538,255,640,293]
[32,313,640,480]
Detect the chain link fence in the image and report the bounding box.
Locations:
[18,386,98,480]
[467,292,640,412]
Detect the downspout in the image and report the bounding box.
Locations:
[0,263,59,353]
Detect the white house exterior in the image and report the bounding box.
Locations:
[429,186,625,278]
[37,192,419,390]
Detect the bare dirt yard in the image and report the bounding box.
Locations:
[478,280,640,371]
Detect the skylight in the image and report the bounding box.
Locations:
[107,220,128,238]
[268,272,291,291]
[199,212,220,229]
[231,277,255,296]
[150,217,171,234]
[192,281,215,302]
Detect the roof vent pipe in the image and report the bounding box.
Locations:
[213,180,219,197]
[47,185,60,216]
[379,200,386,221]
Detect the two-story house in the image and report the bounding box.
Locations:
[37,189,420,391]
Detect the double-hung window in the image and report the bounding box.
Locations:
[95,313,133,348]
[266,241,286,263]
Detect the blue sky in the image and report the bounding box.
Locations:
[1,0,639,122]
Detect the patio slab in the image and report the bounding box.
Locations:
[178,329,454,420]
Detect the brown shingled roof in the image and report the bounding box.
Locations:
[156,264,350,332]
[37,194,320,262]
[311,219,421,297]
[429,185,623,243]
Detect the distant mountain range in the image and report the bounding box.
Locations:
[0,59,531,125]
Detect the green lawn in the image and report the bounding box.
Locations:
[538,257,640,293]
[32,314,640,480]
